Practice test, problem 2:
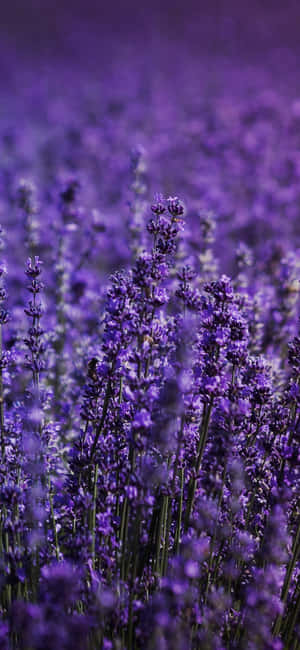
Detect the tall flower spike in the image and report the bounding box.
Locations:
[24,256,45,389]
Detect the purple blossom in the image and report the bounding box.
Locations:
[0,21,299,648]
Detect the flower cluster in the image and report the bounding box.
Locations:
[0,43,299,649]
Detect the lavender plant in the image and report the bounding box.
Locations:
[0,45,299,649]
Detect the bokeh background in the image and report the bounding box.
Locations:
[1,0,300,276]
[2,1,300,82]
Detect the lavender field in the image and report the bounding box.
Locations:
[0,2,300,648]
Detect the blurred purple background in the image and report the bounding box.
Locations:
[1,0,300,271]
[2,1,300,71]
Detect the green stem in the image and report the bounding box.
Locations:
[174,466,184,555]
[120,497,129,581]
[49,478,60,560]
[91,464,99,569]
[204,461,227,605]
[274,515,300,636]
[282,578,300,647]
[155,495,166,576]
[90,378,111,462]
[184,398,214,531]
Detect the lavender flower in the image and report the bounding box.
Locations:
[0,37,299,649]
